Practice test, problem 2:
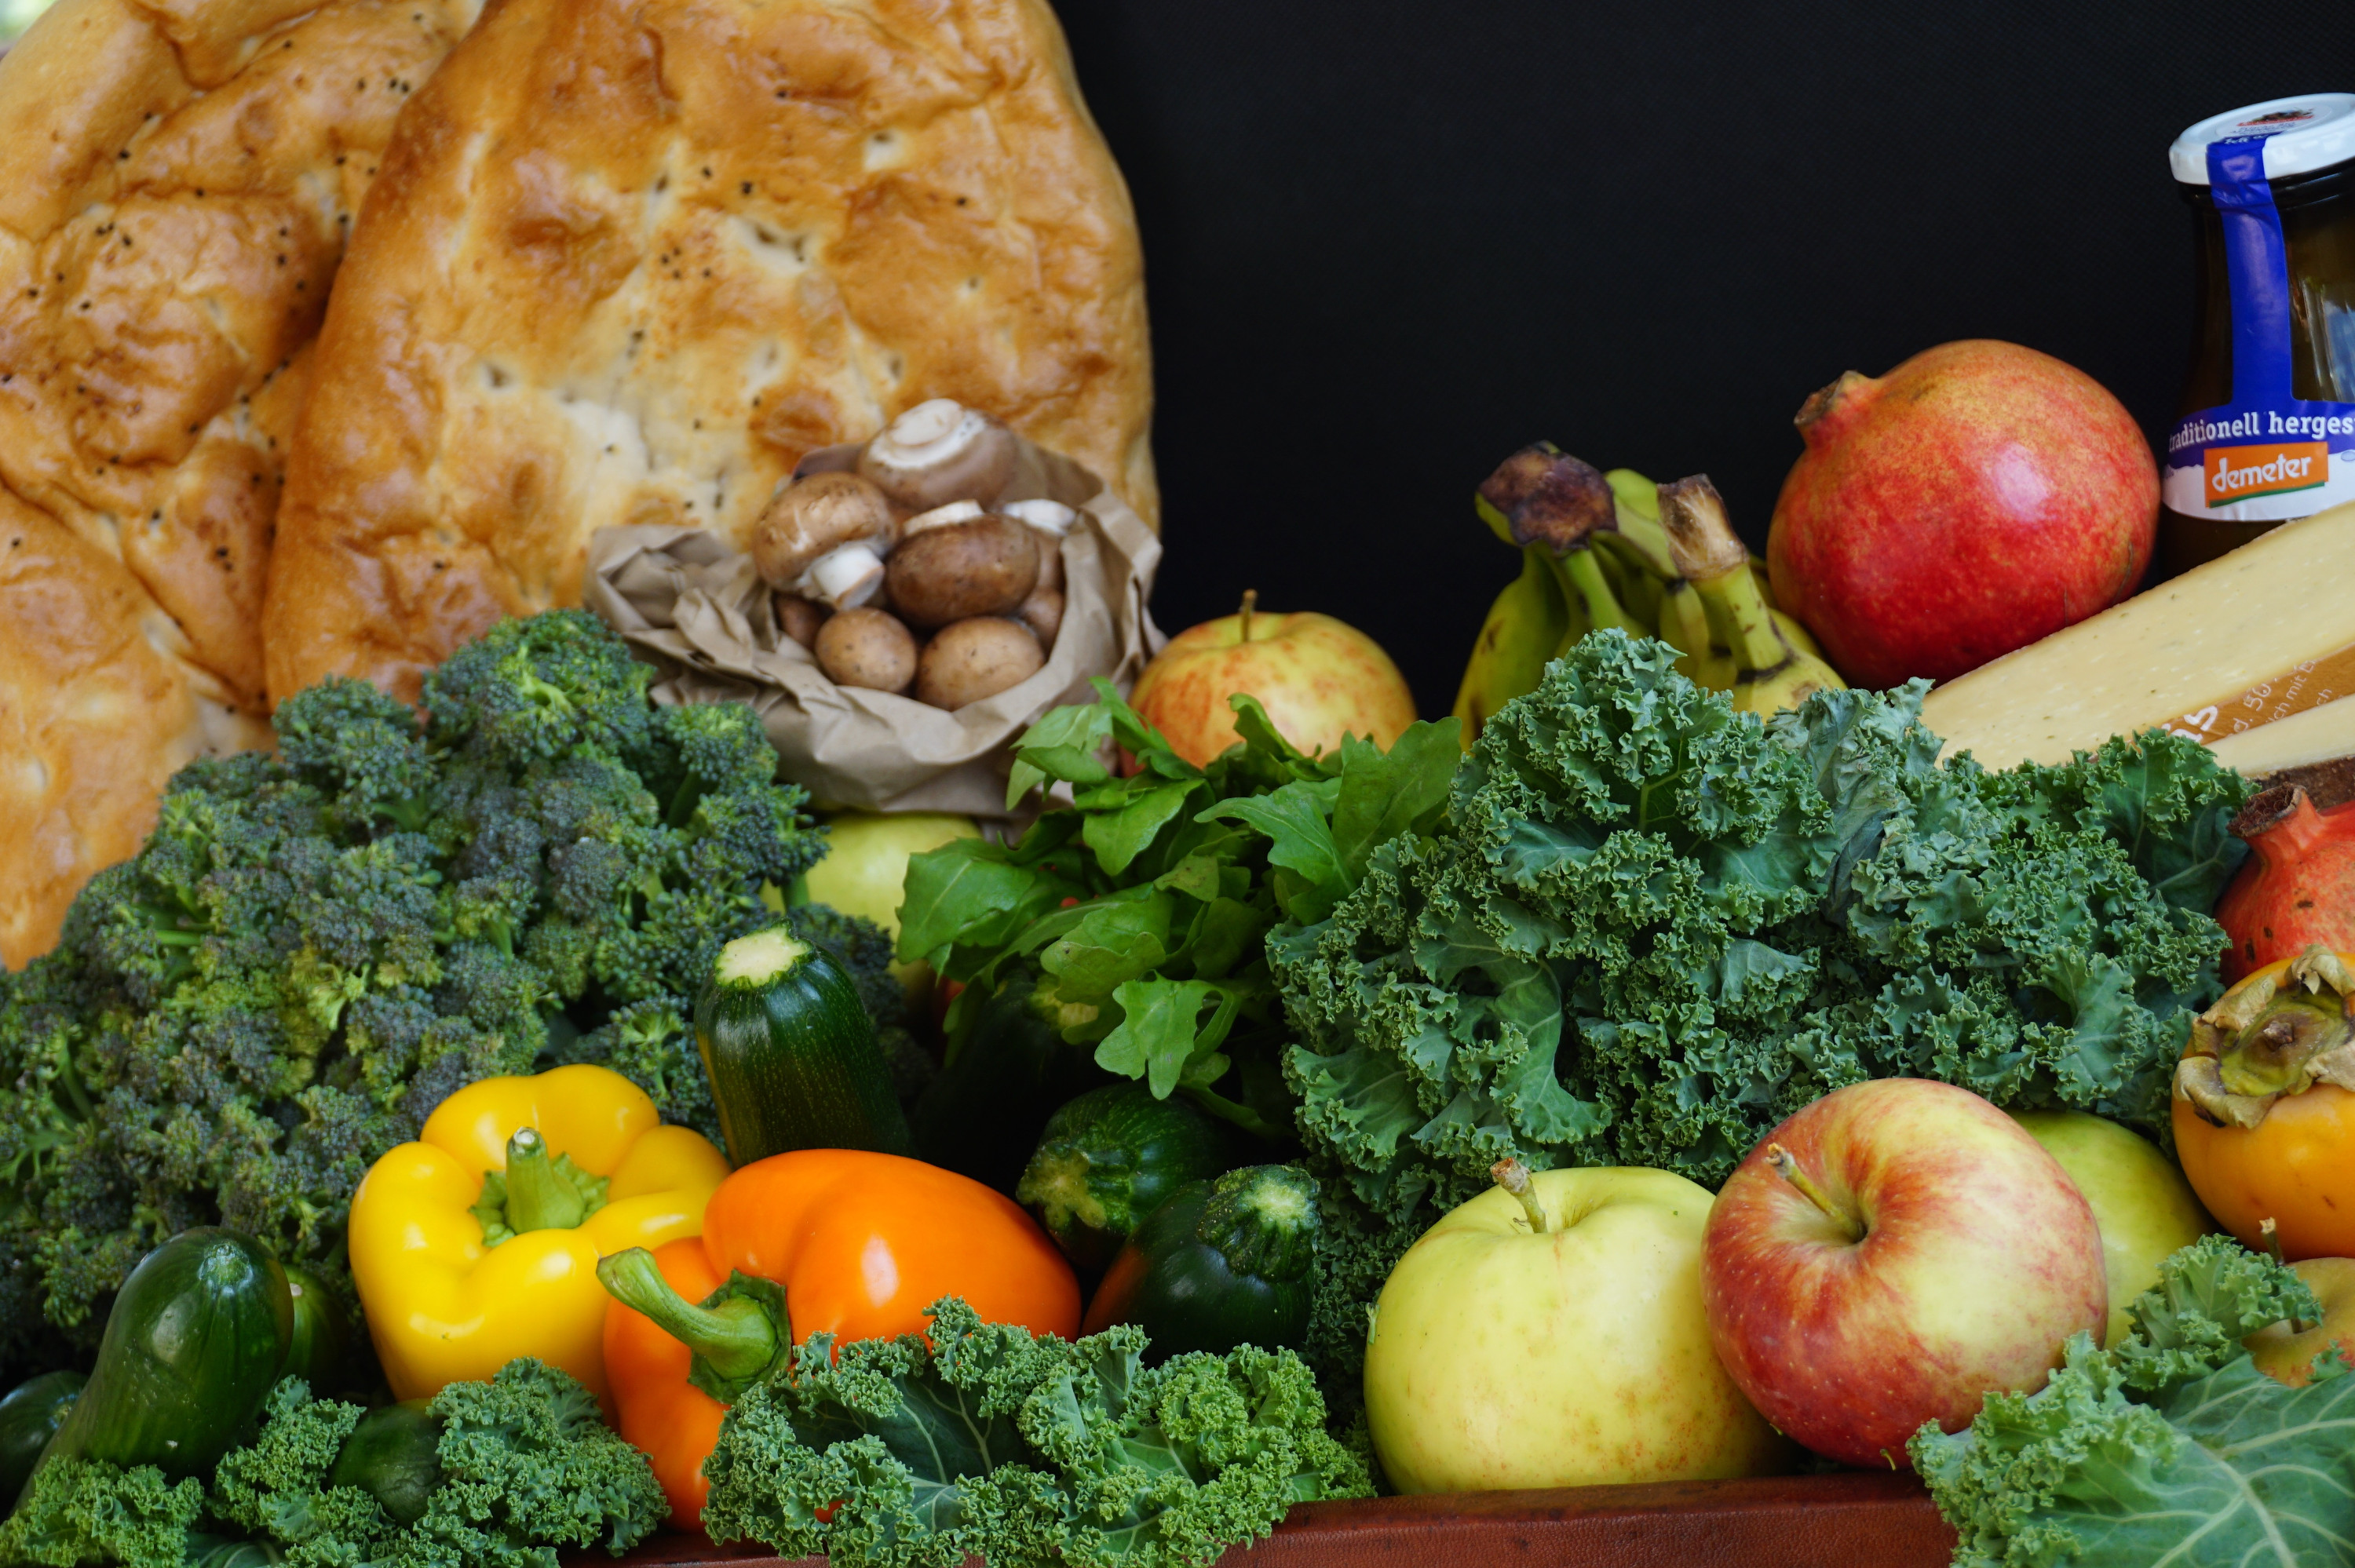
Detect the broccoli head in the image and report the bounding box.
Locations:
[0,611,900,1384]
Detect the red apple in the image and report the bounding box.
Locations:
[1129,593,1417,767]
[1700,1078,2107,1469]
[1766,340,2158,689]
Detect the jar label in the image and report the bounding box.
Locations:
[2165,134,2355,522]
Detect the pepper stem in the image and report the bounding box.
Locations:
[501,1128,590,1234]
[1238,589,1257,643]
[1767,1143,1864,1243]
[595,1249,792,1403]
[1491,1158,1550,1234]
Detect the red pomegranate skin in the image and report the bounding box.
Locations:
[1766,341,2158,689]
[2217,789,2355,983]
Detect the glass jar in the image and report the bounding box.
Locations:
[2161,93,2355,575]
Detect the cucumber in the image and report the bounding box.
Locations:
[37,1227,292,1482]
[1017,1084,1233,1274]
[0,1371,82,1505]
[327,1401,444,1526]
[911,968,1111,1194]
[1079,1164,1322,1360]
[696,925,913,1165]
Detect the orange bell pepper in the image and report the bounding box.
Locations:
[597,1148,1079,1526]
[601,1238,728,1529]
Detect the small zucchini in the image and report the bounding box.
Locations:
[0,1371,82,1504]
[911,967,1111,1194]
[36,1227,291,1482]
[1080,1164,1322,1360]
[696,925,913,1165]
[1017,1084,1233,1274]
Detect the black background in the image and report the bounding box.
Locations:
[1053,0,2346,714]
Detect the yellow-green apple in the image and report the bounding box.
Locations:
[795,811,977,1001]
[1364,1161,1791,1493]
[2246,1257,2355,1387]
[1700,1079,2106,1469]
[1129,593,1417,768]
[2010,1109,2215,1347]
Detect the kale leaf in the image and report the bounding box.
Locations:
[700,1296,1373,1568]
[1272,633,2248,1218]
[1913,1238,2355,1568]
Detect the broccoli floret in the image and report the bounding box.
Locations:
[0,1458,205,1568]
[0,611,877,1383]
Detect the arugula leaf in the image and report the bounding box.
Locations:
[1095,979,1225,1096]
[1006,701,1115,810]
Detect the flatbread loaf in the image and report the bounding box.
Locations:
[0,0,478,965]
[263,0,1152,705]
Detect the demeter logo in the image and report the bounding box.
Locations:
[2206,441,2330,506]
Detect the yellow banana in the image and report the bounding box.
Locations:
[1454,545,1573,749]
[1657,578,1736,690]
[1656,476,1844,717]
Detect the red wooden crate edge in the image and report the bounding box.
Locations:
[597,1471,1955,1568]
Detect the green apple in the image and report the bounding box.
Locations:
[2010,1109,2215,1347]
[2247,1257,2355,1387]
[796,811,978,999]
[1364,1163,1791,1493]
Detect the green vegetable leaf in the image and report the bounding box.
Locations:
[1007,702,1116,809]
[1083,779,1203,879]
[0,1459,204,1568]
[2115,1234,2324,1395]
[898,840,1077,972]
[1041,895,1174,999]
[1096,979,1225,1097]
[1328,718,1462,883]
[1203,779,1347,922]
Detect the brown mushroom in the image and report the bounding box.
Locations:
[858,399,1020,510]
[814,607,919,694]
[776,594,828,650]
[915,617,1044,709]
[1017,585,1064,647]
[885,516,1039,629]
[1000,498,1071,595]
[751,471,897,608]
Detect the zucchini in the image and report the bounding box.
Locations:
[1017,1085,1233,1274]
[696,925,914,1165]
[911,968,1111,1194]
[0,1371,82,1505]
[1079,1164,1322,1360]
[327,1401,444,1526]
[37,1227,291,1482]
[280,1263,349,1390]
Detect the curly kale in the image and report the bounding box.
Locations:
[1914,1237,2355,1567]
[21,1362,663,1568]
[1272,633,2250,1219]
[0,1459,204,1568]
[0,611,900,1383]
[701,1297,1371,1568]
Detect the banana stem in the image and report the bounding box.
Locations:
[1491,1158,1551,1233]
[1554,549,1645,638]
[1766,1143,1863,1242]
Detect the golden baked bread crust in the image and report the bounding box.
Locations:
[0,0,477,962]
[264,0,1153,705]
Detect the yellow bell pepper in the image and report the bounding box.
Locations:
[349,1063,728,1406]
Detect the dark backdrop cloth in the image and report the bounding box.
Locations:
[1055,0,2344,714]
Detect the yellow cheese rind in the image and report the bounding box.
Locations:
[2209,695,2355,779]
[1919,500,2355,767]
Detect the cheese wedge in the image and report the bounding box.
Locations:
[2210,695,2355,778]
[1920,500,2355,767]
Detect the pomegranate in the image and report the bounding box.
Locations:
[2217,767,2355,983]
[1766,341,2158,689]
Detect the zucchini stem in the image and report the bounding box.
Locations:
[1490,1158,1550,1233]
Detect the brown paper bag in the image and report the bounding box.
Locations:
[583,439,1163,819]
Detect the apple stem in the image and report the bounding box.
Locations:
[1765,1143,1862,1242]
[1238,589,1257,643]
[1490,1158,1550,1234]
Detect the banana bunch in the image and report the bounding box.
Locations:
[1452,443,1842,746]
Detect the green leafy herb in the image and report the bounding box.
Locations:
[897,680,1459,1138]
[1913,1236,2355,1567]
[699,1296,1372,1568]
[0,1458,204,1568]
[1272,633,2249,1217]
